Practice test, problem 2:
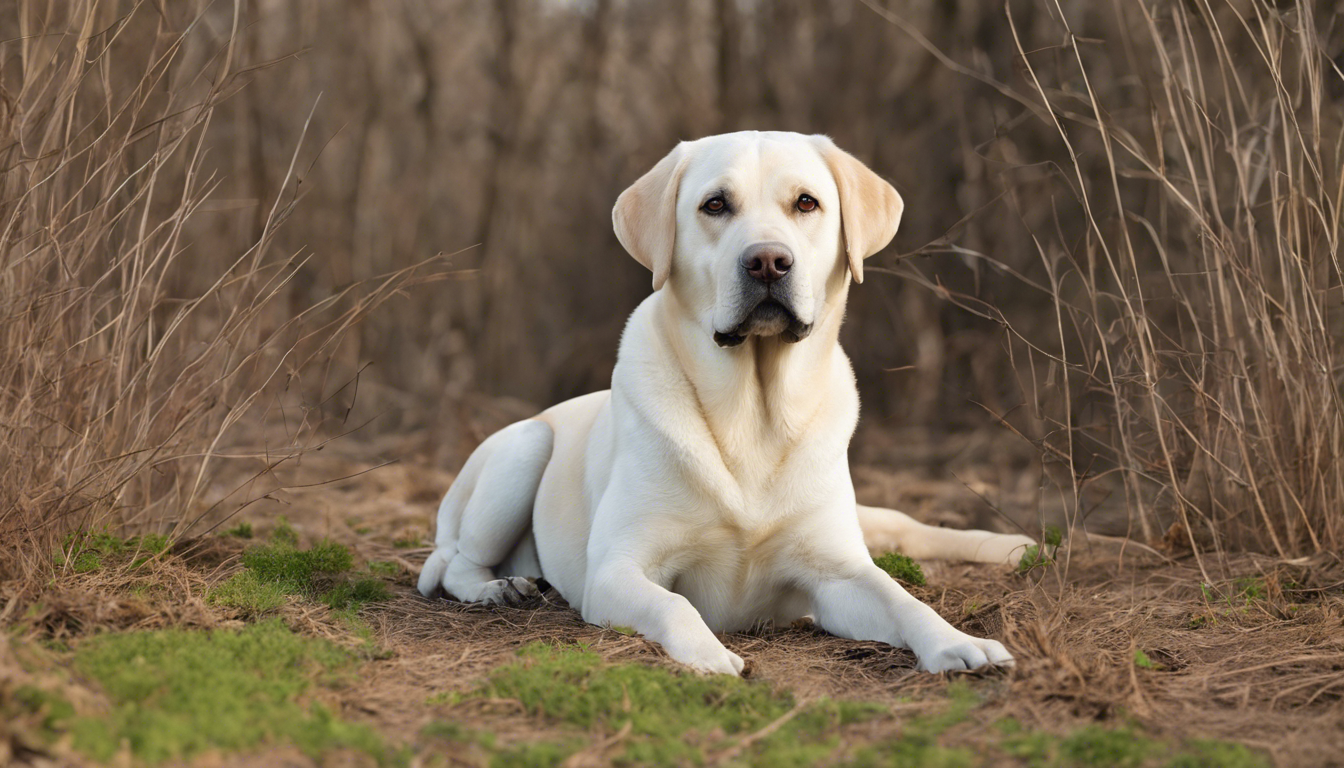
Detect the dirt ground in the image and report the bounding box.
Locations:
[4,423,1343,767]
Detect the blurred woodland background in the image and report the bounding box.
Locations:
[3,0,1343,572]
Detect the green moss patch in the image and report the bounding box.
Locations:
[426,642,883,766]
[68,619,394,765]
[207,524,390,613]
[873,552,927,586]
[221,521,254,539]
[241,537,354,590]
[1168,739,1270,768]
[54,531,171,573]
[421,644,1269,768]
[321,576,392,609]
[207,570,287,614]
[7,683,76,750]
[848,683,979,767]
[995,720,1268,768]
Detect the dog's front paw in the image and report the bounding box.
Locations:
[666,635,745,676]
[915,633,1014,673]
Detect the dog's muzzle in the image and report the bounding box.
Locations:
[714,243,813,347]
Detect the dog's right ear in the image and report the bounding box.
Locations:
[613,143,689,291]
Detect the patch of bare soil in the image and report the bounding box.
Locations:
[4,429,1342,767]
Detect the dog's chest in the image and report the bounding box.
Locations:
[696,418,819,516]
[660,426,843,630]
[662,516,809,632]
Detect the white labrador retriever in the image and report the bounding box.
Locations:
[419,131,1034,674]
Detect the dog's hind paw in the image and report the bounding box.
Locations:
[479,577,540,606]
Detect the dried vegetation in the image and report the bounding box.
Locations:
[2,0,1342,766]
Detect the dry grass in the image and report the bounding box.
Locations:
[0,2,450,581]
[863,0,1344,557]
[1011,0,1344,558]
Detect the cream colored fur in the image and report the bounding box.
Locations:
[418,131,1033,674]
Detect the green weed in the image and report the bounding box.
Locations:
[1016,546,1049,574]
[1190,575,1276,628]
[873,552,927,586]
[1233,577,1267,602]
[55,531,171,573]
[1016,526,1063,575]
[68,619,396,765]
[221,522,254,539]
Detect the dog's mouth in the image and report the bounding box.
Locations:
[713,298,813,348]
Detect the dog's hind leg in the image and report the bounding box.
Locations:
[417,419,554,605]
[857,505,1035,566]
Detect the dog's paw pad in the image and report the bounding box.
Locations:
[478,577,541,606]
[508,577,541,598]
[478,579,519,606]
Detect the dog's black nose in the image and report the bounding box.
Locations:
[741,243,793,284]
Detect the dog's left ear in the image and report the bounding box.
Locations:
[613,143,689,291]
[812,136,904,284]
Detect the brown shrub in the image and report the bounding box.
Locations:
[0,2,446,577]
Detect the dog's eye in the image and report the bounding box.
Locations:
[701,196,728,215]
[796,194,818,213]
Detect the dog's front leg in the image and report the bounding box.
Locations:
[583,559,744,675]
[808,564,1014,672]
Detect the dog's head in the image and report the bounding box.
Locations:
[613,132,903,347]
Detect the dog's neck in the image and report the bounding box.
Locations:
[653,286,852,471]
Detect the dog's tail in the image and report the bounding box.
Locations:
[417,419,554,599]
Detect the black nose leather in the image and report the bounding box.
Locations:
[741,243,793,284]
